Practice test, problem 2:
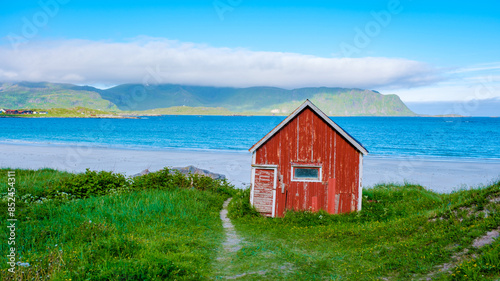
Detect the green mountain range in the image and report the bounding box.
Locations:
[0,82,416,116]
[0,82,119,111]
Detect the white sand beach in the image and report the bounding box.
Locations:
[1,144,499,193]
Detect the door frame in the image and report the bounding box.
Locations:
[251,164,278,217]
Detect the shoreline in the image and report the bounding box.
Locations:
[1,143,499,192]
[0,141,251,155]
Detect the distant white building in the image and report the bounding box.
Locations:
[0,109,5,113]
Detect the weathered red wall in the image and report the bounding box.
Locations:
[254,108,360,217]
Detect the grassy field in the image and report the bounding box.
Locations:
[226,184,500,280]
[0,168,499,280]
[0,107,122,118]
[0,168,233,280]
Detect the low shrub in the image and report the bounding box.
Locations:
[130,168,183,190]
[54,169,129,198]
[227,189,259,219]
[1,168,235,208]
[131,168,235,196]
[190,174,235,196]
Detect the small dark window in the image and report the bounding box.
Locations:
[293,167,320,181]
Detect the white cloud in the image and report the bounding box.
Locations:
[0,38,441,89]
[450,62,500,74]
[385,66,500,102]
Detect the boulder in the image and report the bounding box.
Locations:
[172,165,226,180]
[132,166,226,180]
[132,169,150,177]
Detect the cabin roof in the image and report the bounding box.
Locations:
[249,100,369,155]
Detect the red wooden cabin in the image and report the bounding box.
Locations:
[249,100,368,217]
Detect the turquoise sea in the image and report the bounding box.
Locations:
[1,116,499,160]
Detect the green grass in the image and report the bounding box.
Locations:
[0,107,120,118]
[1,168,498,280]
[9,189,226,280]
[0,168,234,280]
[225,183,500,280]
[40,107,119,117]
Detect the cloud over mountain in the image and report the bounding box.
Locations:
[0,38,441,89]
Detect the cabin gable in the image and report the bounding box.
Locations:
[250,100,366,218]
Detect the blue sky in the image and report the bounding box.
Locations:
[1,0,499,108]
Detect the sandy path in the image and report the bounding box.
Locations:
[215,198,273,279]
[219,198,242,254]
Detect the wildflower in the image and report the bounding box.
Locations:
[16,262,30,267]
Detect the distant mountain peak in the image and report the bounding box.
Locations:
[0,82,416,116]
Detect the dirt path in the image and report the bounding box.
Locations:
[214,198,296,279]
[219,198,243,253]
[423,226,500,280]
[214,198,273,279]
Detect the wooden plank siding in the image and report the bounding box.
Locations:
[254,107,361,217]
[252,168,276,217]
